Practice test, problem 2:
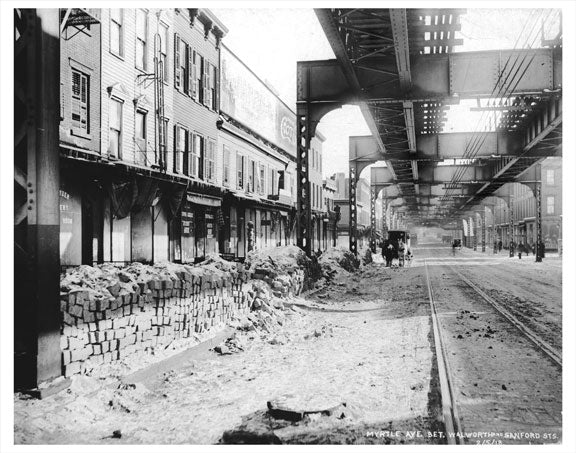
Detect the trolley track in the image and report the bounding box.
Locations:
[424,260,464,444]
[423,258,562,444]
[449,265,562,368]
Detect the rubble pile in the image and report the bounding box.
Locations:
[318,247,360,281]
[359,245,373,265]
[245,246,307,298]
[59,260,251,377]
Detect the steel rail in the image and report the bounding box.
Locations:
[424,260,464,445]
[449,265,562,367]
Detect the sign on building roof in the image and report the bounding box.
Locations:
[220,46,296,157]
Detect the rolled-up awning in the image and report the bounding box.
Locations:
[187,193,222,207]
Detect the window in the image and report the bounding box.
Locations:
[110,9,123,57]
[546,169,555,185]
[135,111,146,140]
[547,196,554,215]
[135,9,147,70]
[159,23,169,82]
[108,98,123,157]
[237,154,244,189]
[204,139,216,181]
[135,110,147,161]
[191,133,203,178]
[247,160,255,192]
[194,51,204,103]
[174,34,181,89]
[258,164,266,195]
[203,61,211,108]
[223,145,231,186]
[210,64,218,110]
[174,125,187,174]
[71,69,89,134]
[179,40,188,92]
[269,168,276,195]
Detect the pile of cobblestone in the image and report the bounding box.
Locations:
[59,260,251,377]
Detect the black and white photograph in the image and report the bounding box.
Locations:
[1,2,575,451]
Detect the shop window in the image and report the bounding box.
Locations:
[223,145,231,186]
[71,69,89,134]
[547,196,554,214]
[108,98,123,158]
[135,9,148,70]
[110,9,123,57]
[237,154,244,189]
[546,169,555,185]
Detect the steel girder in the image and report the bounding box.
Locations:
[14,9,62,388]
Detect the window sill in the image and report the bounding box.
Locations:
[109,50,124,61]
[70,129,92,140]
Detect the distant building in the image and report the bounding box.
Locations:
[482,157,561,252]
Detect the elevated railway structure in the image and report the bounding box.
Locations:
[296,8,562,258]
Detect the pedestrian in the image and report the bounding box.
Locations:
[493,240,498,254]
[385,242,395,267]
[498,240,503,252]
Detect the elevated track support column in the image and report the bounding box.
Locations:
[481,210,486,253]
[349,165,358,255]
[509,196,515,257]
[370,186,376,253]
[296,103,313,257]
[14,9,62,389]
[473,215,478,252]
[535,179,543,263]
[296,61,343,256]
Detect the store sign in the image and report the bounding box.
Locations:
[181,202,195,237]
[220,47,296,157]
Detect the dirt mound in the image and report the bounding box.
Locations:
[318,247,360,281]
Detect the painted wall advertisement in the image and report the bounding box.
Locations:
[220,46,296,157]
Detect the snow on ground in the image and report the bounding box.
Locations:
[13,243,562,445]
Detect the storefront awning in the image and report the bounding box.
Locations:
[187,193,222,207]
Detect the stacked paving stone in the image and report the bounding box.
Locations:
[59,260,251,377]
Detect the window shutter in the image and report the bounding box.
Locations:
[187,45,193,96]
[203,62,210,107]
[174,33,181,89]
[213,64,219,110]
[188,132,196,176]
[173,124,177,172]
[192,51,198,99]
[199,136,205,180]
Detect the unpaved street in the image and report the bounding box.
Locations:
[14,244,562,445]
